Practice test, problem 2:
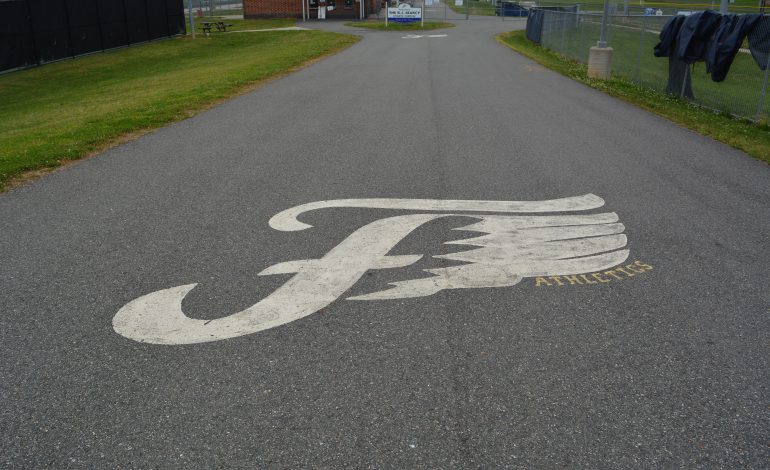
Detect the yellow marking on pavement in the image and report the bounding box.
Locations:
[534,260,653,287]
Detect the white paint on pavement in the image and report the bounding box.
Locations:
[401,34,448,39]
[114,195,630,345]
[268,194,606,231]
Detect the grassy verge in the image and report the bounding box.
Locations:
[447,0,496,16]
[345,20,455,30]
[537,16,765,120]
[497,30,770,163]
[0,25,358,191]
[528,0,762,13]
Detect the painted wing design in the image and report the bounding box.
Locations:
[348,212,628,300]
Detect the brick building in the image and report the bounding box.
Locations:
[244,0,380,19]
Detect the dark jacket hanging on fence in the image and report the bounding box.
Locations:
[706,14,762,82]
[676,11,722,63]
[654,11,769,83]
[748,16,770,71]
[653,15,694,97]
[654,15,687,59]
[526,9,545,44]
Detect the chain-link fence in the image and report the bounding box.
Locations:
[531,9,770,121]
[191,0,244,18]
[365,0,527,20]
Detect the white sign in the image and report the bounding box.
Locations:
[388,3,422,22]
[455,0,462,6]
[113,195,630,345]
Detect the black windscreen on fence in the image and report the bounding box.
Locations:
[0,1,36,72]
[0,0,186,73]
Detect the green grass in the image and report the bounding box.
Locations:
[448,0,497,16]
[497,30,770,163]
[345,20,456,30]
[0,25,358,191]
[536,15,768,120]
[204,8,245,16]
[538,0,764,13]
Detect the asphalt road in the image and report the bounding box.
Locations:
[2,16,769,468]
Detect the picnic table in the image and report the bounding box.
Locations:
[201,21,234,35]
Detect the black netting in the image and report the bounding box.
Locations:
[97,0,129,49]
[167,0,186,36]
[0,0,37,70]
[66,0,103,55]
[28,0,72,62]
[124,0,150,44]
[0,0,186,73]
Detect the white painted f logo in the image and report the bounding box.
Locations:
[113,195,629,345]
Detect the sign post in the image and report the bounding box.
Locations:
[387,3,423,24]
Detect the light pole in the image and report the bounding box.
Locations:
[587,0,613,78]
[188,0,195,38]
[598,0,610,48]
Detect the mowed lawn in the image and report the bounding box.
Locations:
[498,30,770,162]
[533,0,763,12]
[0,26,358,191]
[448,0,497,16]
[539,16,769,120]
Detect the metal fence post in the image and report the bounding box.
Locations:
[187,0,195,38]
[24,0,40,66]
[635,13,647,83]
[143,0,152,40]
[598,0,610,47]
[162,0,171,36]
[95,0,106,50]
[755,53,770,121]
[466,0,469,19]
[578,12,584,60]
[680,63,689,98]
[123,0,132,44]
[61,0,75,58]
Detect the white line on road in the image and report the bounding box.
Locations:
[402,34,447,39]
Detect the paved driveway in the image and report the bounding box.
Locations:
[1,16,768,468]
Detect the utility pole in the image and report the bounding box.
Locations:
[598,0,610,48]
[587,0,613,78]
[719,0,728,13]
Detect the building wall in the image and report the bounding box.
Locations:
[244,0,302,18]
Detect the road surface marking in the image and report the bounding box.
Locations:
[113,195,631,345]
[534,260,653,286]
[402,34,447,39]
